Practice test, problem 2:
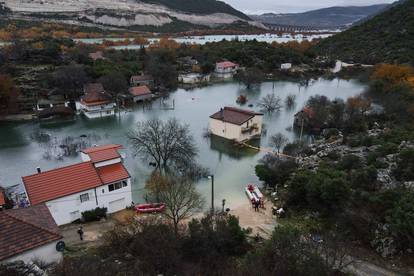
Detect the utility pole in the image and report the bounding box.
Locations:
[208,175,214,214]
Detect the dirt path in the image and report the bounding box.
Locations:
[229,199,277,238]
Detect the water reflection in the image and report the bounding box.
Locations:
[209,135,259,160]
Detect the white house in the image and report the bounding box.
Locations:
[36,96,70,112]
[209,107,264,142]
[129,85,153,102]
[130,74,155,89]
[178,73,210,84]
[77,83,116,119]
[214,61,239,79]
[281,63,292,70]
[22,144,132,226]
[0,204,63,264]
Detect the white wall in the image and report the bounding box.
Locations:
[77,102,116,119]
[45,178,132,226]
[94,158,122,168]
[209,115,263,142]
[2,241,63,265]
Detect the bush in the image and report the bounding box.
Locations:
[81,207,107,222]
[394,149,414,182]
[338,154,362,171]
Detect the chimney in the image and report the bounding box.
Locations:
[36,167,41,174]
[220,108,224,119]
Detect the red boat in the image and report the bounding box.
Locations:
[135,203,166,214]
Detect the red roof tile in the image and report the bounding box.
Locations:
[82,83,112,106]
[216,61,238,69]
[129,85,152,97]
[97,163,130,185]
[0,204,61,261]
[87,149,121,163]
[131,75,153,82]
[23,162,102,205]
[210,107,263,125]
[82,144,122,154]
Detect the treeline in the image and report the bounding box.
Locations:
[314,0,414,65]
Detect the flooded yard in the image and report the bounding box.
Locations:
[0,79,367,210]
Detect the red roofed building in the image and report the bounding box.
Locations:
[0,191,5,210]
[22,144,131,226]
[129,85,153,102]
[209,107,263,142]
[215,61,239,79]
[77,83,116,119]
[0,204,63,263]
[130,74,155,89]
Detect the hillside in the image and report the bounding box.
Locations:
[250,4,389,29]
[1,0,257,32]
[315,0,414,65]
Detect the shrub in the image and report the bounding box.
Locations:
[338,154,362,171]
[81,207,107,222]
[393,149,414,181]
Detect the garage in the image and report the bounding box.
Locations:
[108,198,126,213]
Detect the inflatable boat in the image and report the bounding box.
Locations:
[135,203,166,214]
[245,184,263,203]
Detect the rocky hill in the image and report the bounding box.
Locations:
[315,0,414,64]
[250,4,389,29]
[1,0,259,32]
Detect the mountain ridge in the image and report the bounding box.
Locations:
[250,4,390,29]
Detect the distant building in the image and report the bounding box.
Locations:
[88,51,105,61]
[36,96,74,120]
[22,144,132,226]
[178,73,210,84]
[281,63,292,70]
[215,61,239,79]
[129,85,153,102]
[0,190,5,210]
[130,74,155,89]
[78,83,116,119]
[36,96,70,111]
[0,204,63,264]
[209,107,263,142]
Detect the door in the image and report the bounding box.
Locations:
[109,198,125,213]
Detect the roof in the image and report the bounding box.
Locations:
[89,51,104,61]
[82,83,112,106]
[130,75,154,82]
[210,107,263,126]
[96,163,130,185]
[0,204,61,261]
[82,144,123,163]
[216,61,238,68]
[129,85,152,97]
[23,162,103,205]
[82,144,123,154]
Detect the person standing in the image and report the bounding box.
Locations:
[77,226,84,241]
[254,200,260,212]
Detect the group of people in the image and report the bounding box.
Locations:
[251,198,264,212]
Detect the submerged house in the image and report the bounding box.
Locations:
[178,73,210,85]
[209,107,263,142]
[129,85,153,102]
[22,144,132,226]
[281,63,292,70]
[78,83,116,119]
[0,204,63,264]
[214,61,239,79]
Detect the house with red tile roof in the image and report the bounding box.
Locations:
[77,83,116,119]
[209,107,263,142]
[129,85,153,102]
[22,144,131,226]
[0,204,63,263]
[215,61,239,79]
[0,190,5,210]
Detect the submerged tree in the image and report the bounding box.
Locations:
[257,94,282,113]
[270,133,288,154]
[128,118,198,174]
[236,67,264,89]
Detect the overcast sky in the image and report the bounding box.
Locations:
[223,0,396,14]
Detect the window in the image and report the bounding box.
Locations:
[108,182,124,192]
[106,110,112,114]
[122,181,128,187]
[80,193,89,203]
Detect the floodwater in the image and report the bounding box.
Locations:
[74,33,332,49]
[0,79,366,210]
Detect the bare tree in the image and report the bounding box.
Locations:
[285,94,297,109]
[270,133,288,154]
[128,118,198,174]
[147,174,204,233]
[257,94,282,112]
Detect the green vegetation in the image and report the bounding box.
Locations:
[315,0,414,65]
[81,207,108,222]
[140,0,250,20]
